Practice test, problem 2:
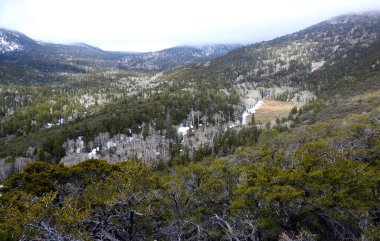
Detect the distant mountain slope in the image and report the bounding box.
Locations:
[0,28,110,84]
[119,44,242,70]
[0,28,117,59]
[166,12,379,91]
[0,28,37,54]
[0,28,240,84]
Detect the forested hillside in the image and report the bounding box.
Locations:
[0,12,379,240]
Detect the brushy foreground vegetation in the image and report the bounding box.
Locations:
[1,114,379,241]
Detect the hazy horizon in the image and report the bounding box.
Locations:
[1,0,380,52]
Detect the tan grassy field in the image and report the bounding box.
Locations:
[253,99,296,124]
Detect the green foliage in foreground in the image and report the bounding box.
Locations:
[0,114,379,241]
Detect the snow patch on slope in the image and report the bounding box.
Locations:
[242,100,264,125]
[0,31,22,54]
[178,125,190,136]
[311,61,325,72]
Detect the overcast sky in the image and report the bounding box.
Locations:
[1,0,379,52]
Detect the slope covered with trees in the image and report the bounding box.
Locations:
[0,12,380,240]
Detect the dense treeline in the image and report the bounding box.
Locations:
[0,63,241,160]
[0,84,240,162]
[0,114,379,240]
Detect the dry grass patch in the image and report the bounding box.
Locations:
[254,99,295,124]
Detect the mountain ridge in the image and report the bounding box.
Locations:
[0,28,241,83]
[160,12,379,96]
